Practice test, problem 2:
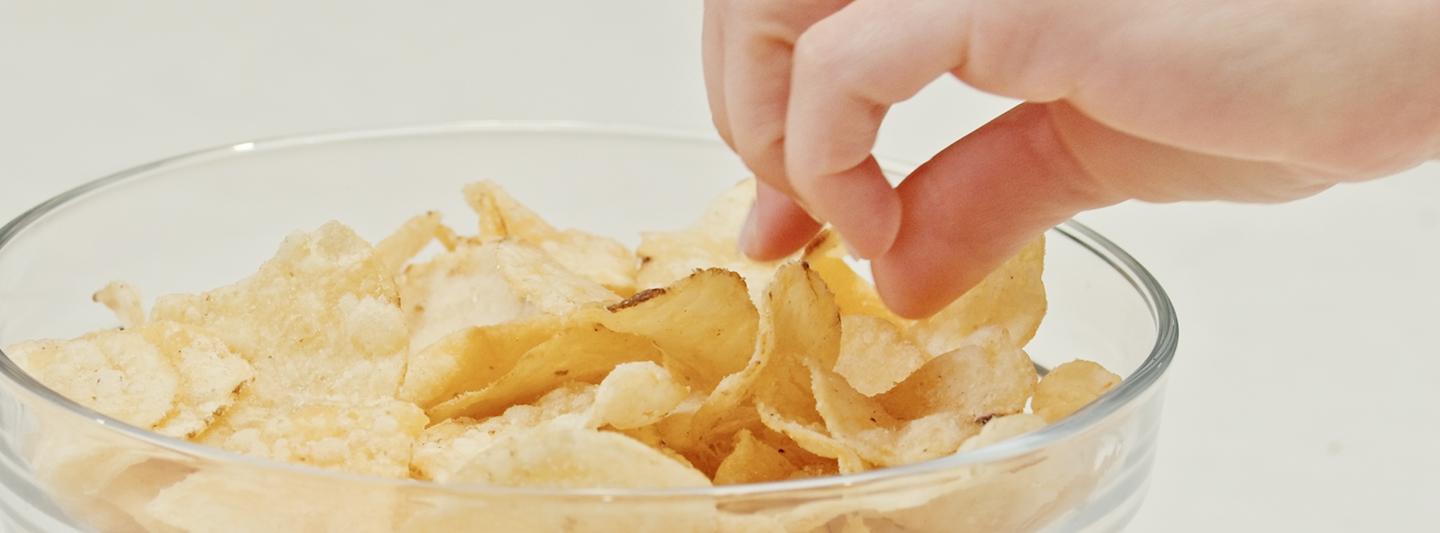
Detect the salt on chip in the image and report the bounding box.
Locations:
[374,211,444,274]
[834,314,929,397]
[411,382,597,483]
[634,179,787,303]
[400,241,615,350]
[427,323,662,421]
[92,281,146,330]
[588,361,689,430]
[141,321,254,438]
[810,364,978,467]
[583,268,757,391]
[465,180,637,294]
[1032,359,1121,423]
[151,222,408,401]
[399,314,568,409]
[910,236,1047,355]
[451,419,711,489]
[713,429,798,485]
[197,396,426,478]
[878,326,1037,423]
[8,330,178,430]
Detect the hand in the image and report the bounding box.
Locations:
[704,0,1440,317]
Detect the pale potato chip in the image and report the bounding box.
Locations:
[1032,359,1121,423]
[878,326,1037,423]
[810,364,978,467]
[427,323,662,421]
[400,241,615,350]
[398,314,568,409]
[151,222,408,401]
[374,211,444,274]
[147,469,399,533]
[634,179,787,303]
[88,459,191,533]
[410,382,596,482]
[465,181,637,294]
[141,321,254,438]
[834,314,929,397]
[8,330,178,430]
[451,419,711,488]
[960,413,1047,452]
[910,236,1047,354]
[756,403,867,474]
[198,396,426,478]
[752,261,841,424]
[589,361,689,430]
[582,268,757,391]
[92,281,146,329]
[713,429,798,485]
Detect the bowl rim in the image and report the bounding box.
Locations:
[0,121,1178,499]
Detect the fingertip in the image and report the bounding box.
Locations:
[739,182,823,261]
[871,251,973,319]
[790,157,901,259]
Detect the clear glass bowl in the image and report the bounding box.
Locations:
[0,123,1177,533]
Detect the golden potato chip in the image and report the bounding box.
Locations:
[1032,359,1121,423]
[427,323,662,421]
[374,211,444,274]
[147,469,399,533]
[960,413,1046,451]
[589,361,689,430]
[8,330,178,429]
[198,396,426,478]
[583,268,757,391]
[713,429,798,485]
[141,321,254,438]
[398,314,567,409]
[452,419,711,489]
[878,326,1037,422]
[400,241,615,350]
[810,364,978,467]
[92,281,146,329]
[466,181,637,294]
[834,314,929,397]
[634,179,786,303]
[801,231,900,324]
[411,382,597,483]
[151,222,408,401]
[910,236,1047,354]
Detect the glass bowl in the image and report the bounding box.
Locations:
[0,123,1177,533]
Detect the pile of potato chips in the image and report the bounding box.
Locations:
[4,179,1121,531]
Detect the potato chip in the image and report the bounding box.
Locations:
[400,241,615,350]
[752,262,841,424]
[451,419,711,488]
[465,181,637,294]
[878,326,1037,423]
[398,314,567,409]
[801,232,900,324]
[427,323,662,421]
[756,403,867,474]
[834,314,929,397]
[151,222,408,401]
[198,396,426,478]
[141,321,254,438]
[411,382,597,482]
[92,281,146,330]
[589,361,689,430]
[8,330,178,430]
[1032,359,1121,423]
[374,211,444,274]
[88,459,191,533]
[810,364,978,467]
[634,179,787,303]
[910,236,1047,354]
[582,268,757,391]
[147,469,399,533]
[713,429,798,485]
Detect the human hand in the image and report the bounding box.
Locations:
[704,0,1440,317]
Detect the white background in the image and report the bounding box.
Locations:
[2,3,1436,531]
